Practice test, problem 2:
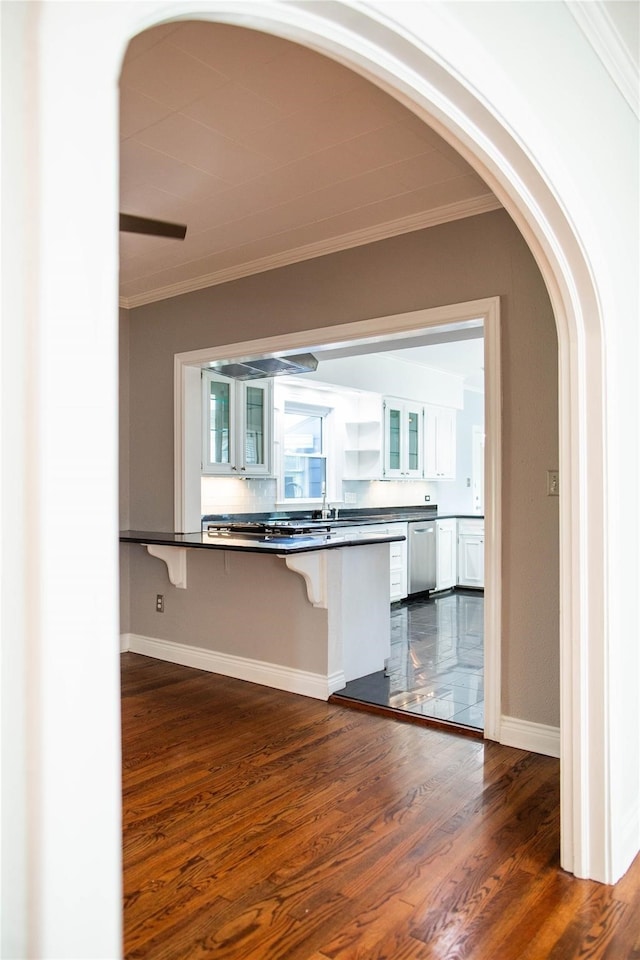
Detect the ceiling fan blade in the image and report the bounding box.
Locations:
[119,213,187,240]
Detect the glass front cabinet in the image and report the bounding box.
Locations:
[202,371,273,476]
[382,397,423,479]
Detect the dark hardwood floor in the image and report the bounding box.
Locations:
[122,653,640,959]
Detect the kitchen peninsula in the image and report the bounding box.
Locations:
[120,524,405,700]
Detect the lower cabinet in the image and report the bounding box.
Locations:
[347,521,408,602]
[457,519,485,588]
[344,516,485,600]
[389,523,408,602]
[435,519,457,591]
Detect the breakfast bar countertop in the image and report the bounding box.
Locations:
[119,528,406,555]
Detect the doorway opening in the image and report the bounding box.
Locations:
[118,6,574,878]
[199,323,486,733]
[174,297,501,740]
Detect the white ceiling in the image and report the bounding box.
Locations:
[382,337,485,391]
[310,333,485,392]
[307,320,485,390]
[119,20,501,308]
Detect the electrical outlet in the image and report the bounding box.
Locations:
[156,594,164,613]
[547,470,559,496]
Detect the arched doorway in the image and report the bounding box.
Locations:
[109,1,602,886]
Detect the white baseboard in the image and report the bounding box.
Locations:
[616,806,640,882]
[120,633,344,701]
[500,715,560,758]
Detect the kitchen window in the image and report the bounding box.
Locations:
[282,401,330,501]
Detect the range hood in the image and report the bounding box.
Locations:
[209,353,318,380]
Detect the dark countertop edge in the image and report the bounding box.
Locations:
[120,530,405,555]
[436,514,485,521]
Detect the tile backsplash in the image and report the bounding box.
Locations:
[201,476,458,516]
[201,477,277,515]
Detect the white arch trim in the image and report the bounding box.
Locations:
[4,1,636,956]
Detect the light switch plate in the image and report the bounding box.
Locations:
[547,470,559,496]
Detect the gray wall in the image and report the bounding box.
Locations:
[126,546,329,672]
[121,209,559,726]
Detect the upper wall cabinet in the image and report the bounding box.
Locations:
[202,372,273,477]
[424,404,456,480]
[383,397,423,479]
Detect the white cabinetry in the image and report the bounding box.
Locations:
[424,405,456,480]
[457,519,484,588]
[346,522,408,602]
[383,397,423,479]
[202,372,273,477]
[436,518,457,591]
[389,523,408,602]
[343,393,384,480]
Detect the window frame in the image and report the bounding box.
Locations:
[277,399,335,506]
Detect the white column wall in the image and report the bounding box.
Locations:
[1,6,35,955]
[1,0,637,955]
[1,3,134,957]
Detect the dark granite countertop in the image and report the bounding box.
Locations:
[121,511,483,556]
[200,507,484,528]
[120,528,406,556]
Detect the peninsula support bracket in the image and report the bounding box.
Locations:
[280,552,328,608]
[144,544,188,589]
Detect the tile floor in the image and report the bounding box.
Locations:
[333,590,484,730]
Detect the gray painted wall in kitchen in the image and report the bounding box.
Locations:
[125,546,329,674]
[120,209,559,727]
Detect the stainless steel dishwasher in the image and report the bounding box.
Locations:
[408,520,437,594]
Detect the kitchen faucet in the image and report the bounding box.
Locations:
[321,483,330,520]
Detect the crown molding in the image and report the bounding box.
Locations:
[567,1,639,118]
[119,194,502,310]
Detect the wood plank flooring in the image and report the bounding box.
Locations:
[122,654,640,960]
